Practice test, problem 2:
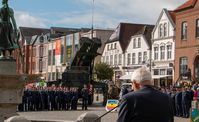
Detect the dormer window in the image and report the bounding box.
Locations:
[164,23,167,37]
[114,43,117,49]
[138,38,141,48]
[133,38,136,48]
[159,24,163,38]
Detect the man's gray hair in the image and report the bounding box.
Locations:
[131,67,152,85]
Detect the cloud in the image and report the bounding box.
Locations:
[14,0,188,29]
[15,11,47,28]
[70,0,187,27]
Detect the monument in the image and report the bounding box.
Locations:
[0,0,38,121]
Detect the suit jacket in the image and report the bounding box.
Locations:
[117,85,174,122]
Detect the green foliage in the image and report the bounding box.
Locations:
[94,62,114,80]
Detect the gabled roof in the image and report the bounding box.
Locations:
[19,27,50,37]
[19,27,50,45]
[175,0,197,12]
[106,23,154,52]
[168,11,176,24]
[131,25,154,49]
[50,27,90,35]
[152,9,176,40]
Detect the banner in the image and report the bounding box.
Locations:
[105,99,119,112]
[55,39,61,55]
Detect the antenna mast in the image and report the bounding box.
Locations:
[91,0,94,39]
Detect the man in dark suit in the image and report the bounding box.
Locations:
[117,67,174,122]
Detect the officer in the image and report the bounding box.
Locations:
[175,87,182,117]
[81,85,89,110]
[182,87,191,118]
[48,86,56,110]
[71,88,78,110]
[64,87,71,110]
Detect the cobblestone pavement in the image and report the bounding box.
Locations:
[18,106,190,122]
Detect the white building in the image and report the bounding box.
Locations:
[151,8,175,87]
[102,23,154,82]
[125,25,154,74]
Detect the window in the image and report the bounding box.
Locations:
[106,56,109,64]
[114,54,117,65]
[138,38,141,48]
[181,22,187,40]
[110,55,113,65]
[159,24,163,38]
[180,57,188,76]
[143,51,147,63]
[154,69,159,75]
[119,54,122,65]
[132,53,136,64]
[154,47,158,60]
[53,49,55,65]
[167,45,172,59]
[127,53,131,65]
[133,39,136,48]
[160,46,165,60]
[39,59,42,72]
[196,19,199,38]
[39,46,44,57]
[167,68,173,75]
[42,59,46,70]
[48,73,51,81]
[164,23,167,37]
[52,72,55,80]
[111,44,113,50]
[138,52,142,64]
[114,43,117,49]
[160,69,165,75]
[107,45,109,50]
[48,50,51,65]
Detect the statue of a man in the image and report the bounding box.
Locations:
[0,0,18,58]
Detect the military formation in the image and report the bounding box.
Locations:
[18,85,90,111]
[163,86,193,118]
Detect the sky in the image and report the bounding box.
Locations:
[8,0,187,29]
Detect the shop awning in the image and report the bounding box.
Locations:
[119,74,132,80]
[152,75,172,79]
[119,74,172,80]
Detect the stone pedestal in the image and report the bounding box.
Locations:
[0,60,39,122]
[76,113,100,122]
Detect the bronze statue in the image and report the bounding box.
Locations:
[0,0,19,58]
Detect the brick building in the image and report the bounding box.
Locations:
[174,0,199,82]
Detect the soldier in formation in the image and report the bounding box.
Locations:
[18,85,82,111]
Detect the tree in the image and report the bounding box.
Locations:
[94,62,114,80]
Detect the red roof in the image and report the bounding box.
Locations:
[175,0,197,11]
[168,11,176,23]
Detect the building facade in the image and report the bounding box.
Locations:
[151,8,176,87]
[174,0,199,83]
[101,23,154,83]
[125,25,153,74]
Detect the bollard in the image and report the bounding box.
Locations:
[76,112,100,122]
[4,116,30,122]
